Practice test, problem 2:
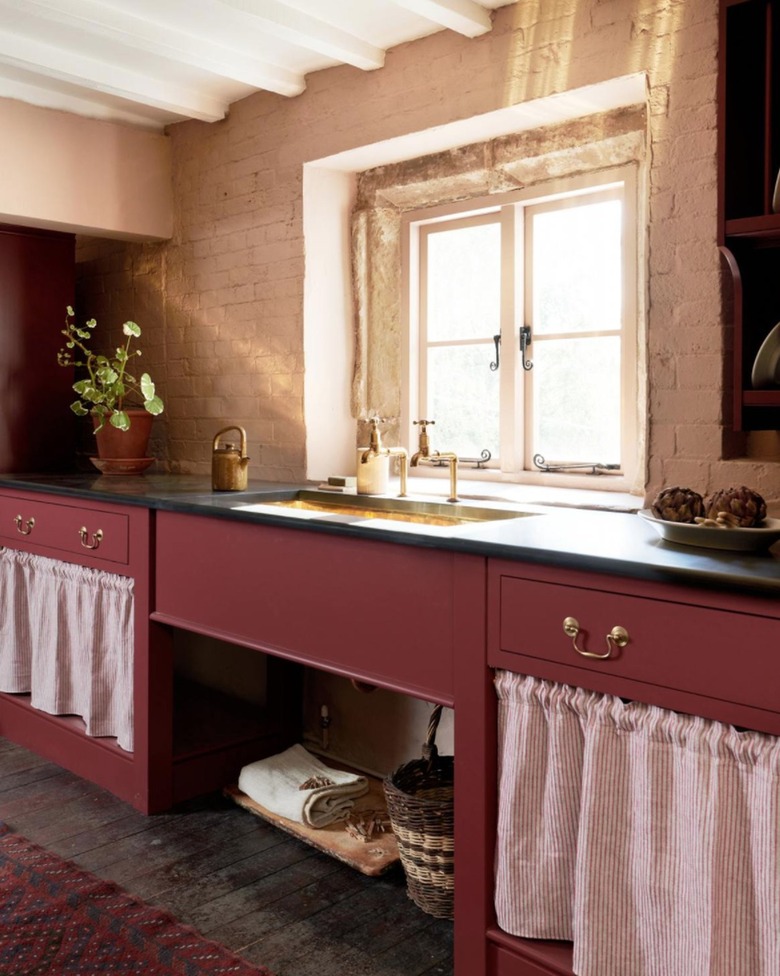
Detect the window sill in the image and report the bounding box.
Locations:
[393,471,641,513]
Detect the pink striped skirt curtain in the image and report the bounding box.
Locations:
[0,548,135,751]
[494,671,780,976]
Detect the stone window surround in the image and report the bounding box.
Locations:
[349,105,648,492]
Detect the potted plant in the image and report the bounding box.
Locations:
[57,306,164,472]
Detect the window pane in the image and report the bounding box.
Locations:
[427,344,499,459]
[426,221,501,342]
[532,336,621,464]
[532,199,621,335]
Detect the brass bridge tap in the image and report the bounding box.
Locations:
[409,419,459,502]
[360,417,408,497]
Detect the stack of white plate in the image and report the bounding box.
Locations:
[751,321,780,388]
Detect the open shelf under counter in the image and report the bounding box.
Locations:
[171,674,302,806]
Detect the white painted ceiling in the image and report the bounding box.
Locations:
[0,0,517,129]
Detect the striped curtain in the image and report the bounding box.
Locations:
[495,671,780,976]
[0,548,135,752]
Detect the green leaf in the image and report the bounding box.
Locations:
[140,373,155,399]
[123,321,141,338]
[66,305,74,317]
[96,366,118,385]
[72,379,91,394]
[110,411,130,431]
[115,348,128,362]
[86,318,97,329]
[144,395,164,416]
[70,401,88,416]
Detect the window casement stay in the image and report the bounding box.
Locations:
[490,333,501,371]
[520,325,533,371]
[533,455,620,474]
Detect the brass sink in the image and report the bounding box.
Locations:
[232,489,539,526]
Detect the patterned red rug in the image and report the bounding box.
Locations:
[0,821,275,975]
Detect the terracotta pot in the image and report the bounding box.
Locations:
[90,409,154,474]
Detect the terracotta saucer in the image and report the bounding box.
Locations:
[90,457,155,475]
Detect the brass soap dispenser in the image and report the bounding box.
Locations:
[212,426,250,491]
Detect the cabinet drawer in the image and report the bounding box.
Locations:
[491,572,780,717]
[0,495,130,565]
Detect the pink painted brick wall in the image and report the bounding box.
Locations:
[75,0,780,506]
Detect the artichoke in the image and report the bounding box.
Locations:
[703,486,766,527]
[651,486,705,523]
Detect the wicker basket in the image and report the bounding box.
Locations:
[383,704,454,919]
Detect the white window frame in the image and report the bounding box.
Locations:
[401,164,640,490]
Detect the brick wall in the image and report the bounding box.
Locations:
[75,0,780,506]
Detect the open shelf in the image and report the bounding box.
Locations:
[171,672,302,805]
[725,213,780,237]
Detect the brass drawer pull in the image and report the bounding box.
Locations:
[79,527,104,550]
[14,515,35,536]
[563,616,629,659]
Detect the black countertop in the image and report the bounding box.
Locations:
[1,472,780,597]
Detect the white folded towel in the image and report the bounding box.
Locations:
[238,744,369,828]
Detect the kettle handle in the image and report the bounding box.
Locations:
[213,425,248,457]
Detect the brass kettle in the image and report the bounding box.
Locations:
[212,426,250,491]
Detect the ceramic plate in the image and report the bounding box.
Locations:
[751,322,780,388]
[638,509,780,552]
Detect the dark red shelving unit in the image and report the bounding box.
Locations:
[719,0,780,430]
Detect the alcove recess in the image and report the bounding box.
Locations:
[719,0,780,430]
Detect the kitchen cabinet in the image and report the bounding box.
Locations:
[0,489,300,813]
[2,476,779,976]
[154,511,459,705]
[479,557,780,976]
[0,225,76,469]
[719,0,780,429]
[0,488,161,809]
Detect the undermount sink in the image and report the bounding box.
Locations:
[231,489,540,527]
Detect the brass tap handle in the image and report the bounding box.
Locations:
[562,616,629,659]
[366,416,385,453]
[14,515,35,536]
[79,527,104,550]
[413,419,435,456]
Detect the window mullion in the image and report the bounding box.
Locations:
[499,204,521,473]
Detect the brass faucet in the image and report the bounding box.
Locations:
[409,419,459,502]
[360,417,408,497]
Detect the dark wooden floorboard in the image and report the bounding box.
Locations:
[0,738,453,976]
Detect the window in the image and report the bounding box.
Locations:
[403,166,638,485]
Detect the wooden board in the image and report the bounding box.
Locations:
[224,772,400,877]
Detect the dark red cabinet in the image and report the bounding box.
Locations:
[0,225,76,470]
[719,0,780,429]
[154,512,457,705]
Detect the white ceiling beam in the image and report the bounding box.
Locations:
[0,69,175,126]
[216,0,385,71]
[0,0,305,97]
[0,29,228,121]
[391,0,492,37]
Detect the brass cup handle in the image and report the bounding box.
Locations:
[79,527,104,550]
[562,616,629,659]
[14,515,35,535]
